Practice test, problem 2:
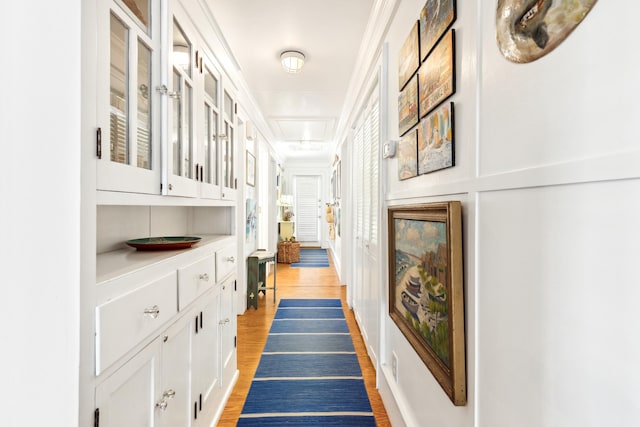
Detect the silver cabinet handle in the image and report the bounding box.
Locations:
[199,273,209,281]
[144,305,160,319]
[156,389,175,411]
[226,256,235,263]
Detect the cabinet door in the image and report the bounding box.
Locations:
[220,88,237,201]
[97,0,161,194]
[95,338,161,427]
[166,7,198,198]
[158,320,192,427]
[191,289,220,423]
[199,59,222,200]
[219,276,237,379]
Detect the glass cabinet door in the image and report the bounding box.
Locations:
[200,63,221,199]
[165,16,198,197]
[97,1,160,194]
[221,89,237,200]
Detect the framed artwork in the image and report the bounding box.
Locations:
[398,74,419,136]
[420,0,456,60]
[418,102,454,175]
[398,20,420,90]
[246,198,257,243]
[419,29,455,118]
[388,202,466,405]
[496,0,598,63]
[398,129,418,180]
[246,151,256,187]
[336,160,341,199]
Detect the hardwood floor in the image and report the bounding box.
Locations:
[217,253,391,426]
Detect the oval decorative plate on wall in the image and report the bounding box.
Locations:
[496,0,598,63]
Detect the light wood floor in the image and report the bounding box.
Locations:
[217,253,391,426]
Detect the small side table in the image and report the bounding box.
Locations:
[247,250,277,309]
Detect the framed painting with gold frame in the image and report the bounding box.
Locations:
[388,201,466,405]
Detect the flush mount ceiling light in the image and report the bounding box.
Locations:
[280,50,305,73]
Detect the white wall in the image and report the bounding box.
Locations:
[0,1,81,426]
[341,0,640,426]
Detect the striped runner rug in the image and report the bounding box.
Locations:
[238,299,376,426]
[290,248,330,268]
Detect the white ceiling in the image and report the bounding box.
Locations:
[206,0,375,161]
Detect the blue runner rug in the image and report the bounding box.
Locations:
[290,248,330,268]
[238,299,376,426]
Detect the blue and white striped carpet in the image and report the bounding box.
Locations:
[238,299,376,426]
[290,248,330,268]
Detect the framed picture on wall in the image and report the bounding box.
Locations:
[246,151,256,187]
[398,129,418,180]
[418,102,455,175]
[419,29,455,118]
[388,202,466,405]
[398,74,419,136]
[420,0,456,60]
[398,20,420,90]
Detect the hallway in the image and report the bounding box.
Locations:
[218,253,391,426]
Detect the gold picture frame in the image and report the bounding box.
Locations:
[388,201,466,405]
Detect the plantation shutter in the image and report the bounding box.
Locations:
[369,96,380,245]
[295,176,320,242]
[355,123,364,241]
[354,84,380,246]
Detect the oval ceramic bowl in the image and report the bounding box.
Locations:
[125,236,202,251]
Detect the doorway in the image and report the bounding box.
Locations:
[293,175,321,246]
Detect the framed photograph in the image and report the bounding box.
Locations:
[246,151,256,187]
[419,29,455,118]
[336,160,341,199]
[398,129,418,180]
[418,102,454,175]
[420,0,456,60]
[398,20,420,90]
[388,202,466,405]
[398,74,419,136]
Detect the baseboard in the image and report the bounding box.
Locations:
[379,364,419,427]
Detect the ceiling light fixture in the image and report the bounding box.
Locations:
[280,50,305,73]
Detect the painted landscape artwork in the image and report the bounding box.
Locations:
[419,29,455,118]
[388,202,465,404]
[418,102,454,175]
[398,130,418,180]
[398,75,419,136]
[393,218,451,367]
[420,0,456,60]
[398,20,420,90]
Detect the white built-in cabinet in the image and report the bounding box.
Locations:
[96,0,237,201]
[95,236,237,426]
[88,1,240,425]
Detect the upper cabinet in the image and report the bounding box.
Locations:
[97,0,161,195]
[96,0,238,202]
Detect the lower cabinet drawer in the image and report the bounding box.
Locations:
[96,271,178,375]
[216,244,237,281]
[177,254,215,311]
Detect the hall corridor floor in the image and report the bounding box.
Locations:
[217,253,391,426]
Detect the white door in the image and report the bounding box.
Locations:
[294,176,321,244]
[352,79,381,367]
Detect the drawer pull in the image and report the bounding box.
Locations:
[199,273,210,281]
[144,305,160,319]
[226,256,235,263]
